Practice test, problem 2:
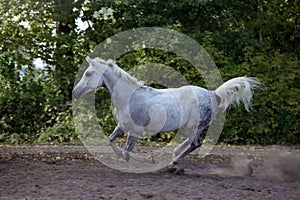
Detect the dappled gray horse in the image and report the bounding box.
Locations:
[73,57,262,169]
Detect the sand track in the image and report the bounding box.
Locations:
[1,145,299,200]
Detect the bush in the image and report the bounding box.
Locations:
[220,52,299,145]
[35,109,78,144]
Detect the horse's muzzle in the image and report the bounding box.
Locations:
[72,88,81,99]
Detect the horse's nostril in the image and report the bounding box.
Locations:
[72,89,80,99]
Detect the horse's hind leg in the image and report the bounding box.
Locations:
[173,138,190,158]
[171,138,202,167]
[170,127,204,167]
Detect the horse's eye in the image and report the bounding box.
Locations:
[85,71,93,77]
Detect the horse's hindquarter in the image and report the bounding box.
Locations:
[171,86,213,129]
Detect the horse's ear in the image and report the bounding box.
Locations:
[106,59,114,67]
[86,56,92,64]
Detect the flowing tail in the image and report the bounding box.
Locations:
[215,76,263,111]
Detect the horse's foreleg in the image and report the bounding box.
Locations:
[110,142,124,158]
[122,134,138,161]
[108,125,124,157]
[109,125,124,142]
[122,134,155,163]
[109,128,154,163]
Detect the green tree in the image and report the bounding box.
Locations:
[0,0,299,145]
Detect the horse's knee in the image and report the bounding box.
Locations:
[125,135,138,152]
[108,126,124,142]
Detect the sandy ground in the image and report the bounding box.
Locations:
[0,145,299,200]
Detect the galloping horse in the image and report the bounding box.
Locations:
[73,56,262,169]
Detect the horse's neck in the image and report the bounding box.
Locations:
[102,68,118,96]
[103,68,140,108]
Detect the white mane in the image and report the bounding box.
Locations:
[94,57,144,86]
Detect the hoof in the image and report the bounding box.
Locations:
[174,167,185,175]
[122,151,130,162]
[167,164,185,175]
[167,166,177,173]
[146,155,155,163]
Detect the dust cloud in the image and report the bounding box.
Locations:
[208,150,300,181]
[261,150,300,181]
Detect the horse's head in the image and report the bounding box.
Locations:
[72,56,107,99]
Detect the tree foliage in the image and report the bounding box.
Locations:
[0,0,299,145]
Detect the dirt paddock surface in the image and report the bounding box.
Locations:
[1,145,300,200]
